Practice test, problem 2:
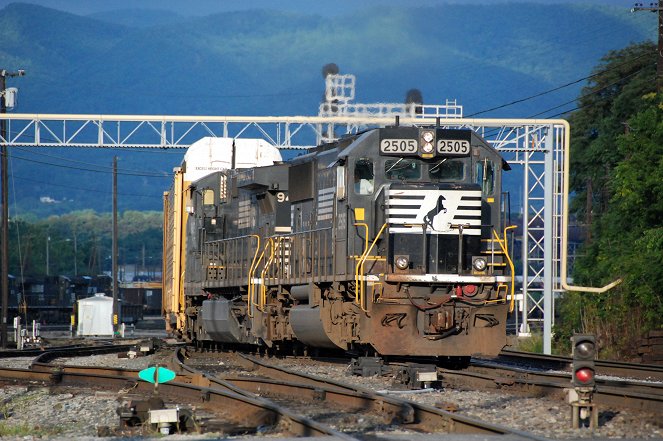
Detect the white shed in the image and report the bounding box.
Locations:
[77,294,114,336]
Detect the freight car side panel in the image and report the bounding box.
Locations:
[162,167,188,335]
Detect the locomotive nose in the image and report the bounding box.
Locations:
[385,183,482,275]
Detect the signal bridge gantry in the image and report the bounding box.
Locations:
[0,110,568,353]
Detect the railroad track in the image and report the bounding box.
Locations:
[449,350,663,414]
[496,349,663,381]
[1,345,344,438]
[0,343,548,439]
[1,341,660,439]
[176,348,549,440]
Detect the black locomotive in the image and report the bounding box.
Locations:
[163,125,514,357]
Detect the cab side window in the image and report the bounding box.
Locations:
[203,189,215,205]
[475,159,495,195]
[354,158,374,195]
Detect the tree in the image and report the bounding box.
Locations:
[556,43,663,359]
[8,210,163,278]
[568,42,655,228]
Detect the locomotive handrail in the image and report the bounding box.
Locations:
[355,223,389,312]
[251,240,271,313]
[353,223,369,259]
[259,237,281,310]
[492,226,517,313]
[261,228,333,283]
[247,235,262,318]
[352,222,370,309]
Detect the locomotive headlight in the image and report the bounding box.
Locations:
[395,255,410,270]
[421,131,435,153]
[473,257,487,272]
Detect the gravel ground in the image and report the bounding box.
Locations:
[265,357,663,440]
[0,347,661,440]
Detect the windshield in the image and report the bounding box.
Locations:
[429,158,465,181]
[385,158,421,180]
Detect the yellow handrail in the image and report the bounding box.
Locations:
[251,242,270,310]
[260,237,280,310]
[353,222,369,308]
[246,235,261,318]
[355,223,388,311]
[492,226,517,313]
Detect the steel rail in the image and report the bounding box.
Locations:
[4,342,351,437]
[441,363,663,414]
[29,343,138,364]
[498,349,663,381]
[0,364,340,438]
[234,353,549,439]
[173,348,416,431]
[0,344,90,358]
[472,360,663,395]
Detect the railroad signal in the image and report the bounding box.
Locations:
[569,333,598,429]
[571,334,596,389]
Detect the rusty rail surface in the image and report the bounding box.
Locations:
[497,348,663,381]
[0,343,123,359]
[443,360,663,414]
[0,345,350,438]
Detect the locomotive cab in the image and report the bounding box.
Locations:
[335,126,513,355]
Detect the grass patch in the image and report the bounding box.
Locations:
[0,421,63,437]
[510,332,544,353]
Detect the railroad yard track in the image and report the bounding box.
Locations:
[0,340,661,439]
[176,348,545,439]
[495,348,663,381]
[441,359,663,414]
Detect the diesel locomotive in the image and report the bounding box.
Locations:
[163,125,515,357]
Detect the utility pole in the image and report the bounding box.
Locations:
[112,157,118,335]
[632,1,663,91]
[1,68,25,348]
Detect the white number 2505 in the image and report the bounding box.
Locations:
[437,139,470,155]
[380,139,417,154]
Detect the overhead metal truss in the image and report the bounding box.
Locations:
[0,112,567,353]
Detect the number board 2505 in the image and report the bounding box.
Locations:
[380,139,418,154]
[437,139,470,155]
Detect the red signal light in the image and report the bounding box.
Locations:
[574,367,594,384]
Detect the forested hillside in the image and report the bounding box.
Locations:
[556,42,662,359]
[0,2,653,216]
[8,211,162,277]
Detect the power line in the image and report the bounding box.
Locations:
[467,50,654,117]
[12,146,171,177]
[8,153,170,178]
[10,174,162,199]
[478,63,652,139]
[528,63,651,118]
[632,1,663,91]
[126,90,320,100]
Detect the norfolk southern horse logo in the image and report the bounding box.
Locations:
[423,195,447,231]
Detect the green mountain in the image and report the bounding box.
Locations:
[0,2,654,216]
